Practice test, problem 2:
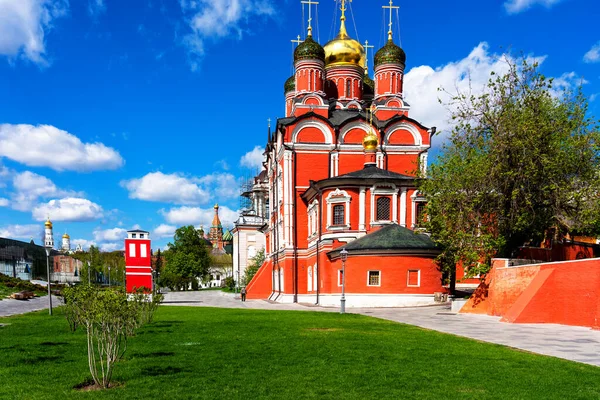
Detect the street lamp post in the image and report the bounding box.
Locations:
[43,217,54,316]
[340,248,348,314]
[45,247,53,316]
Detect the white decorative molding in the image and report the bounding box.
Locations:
[400,187,407,227]
[291,120,333,144]
[326,188,352,229]
[370,184,398,224]
[384,122,422,146]
[359,186,366,231]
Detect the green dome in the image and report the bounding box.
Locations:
[294,35,325,63]
[222,229,233,241]
[284,75,295,93]
[374,39,406,68]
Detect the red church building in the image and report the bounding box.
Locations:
[244,1,445,307]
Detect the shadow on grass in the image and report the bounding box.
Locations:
[132,351,175,358]
[40,341,68,346]
[20,355,62,364]
[141,366,185,376]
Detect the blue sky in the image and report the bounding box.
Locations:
[0,0,598,252]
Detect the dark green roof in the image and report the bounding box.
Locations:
[284,75,295,93]
[329,224,438,257]
[374,39,406,68]
[294,35,325,63]
[222,229,233,241]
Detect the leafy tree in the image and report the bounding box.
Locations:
[160,226,210,290]
[419,58,600,286]
[243,248,265,285]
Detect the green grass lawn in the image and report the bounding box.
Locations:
[1,306,600,399]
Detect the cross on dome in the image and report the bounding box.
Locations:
[383,0,400,41]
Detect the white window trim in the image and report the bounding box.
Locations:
[140,243,147,258]
[407,270,421,287]
[129,243,136,258]
[326,188,351,230]
[370,185,398,224]
[367,270,381,287]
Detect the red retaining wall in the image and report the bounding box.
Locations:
[461,258,600,329]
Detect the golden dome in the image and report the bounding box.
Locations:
[323,13,365,68]
[45,219,52,229]
[62,233,70,239]
[363,126,379,151]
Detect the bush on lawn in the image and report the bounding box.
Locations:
[63,285,163,389]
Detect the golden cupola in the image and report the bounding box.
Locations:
[363,126,379,151]
[45,218,53,229]
[323,2,365,69]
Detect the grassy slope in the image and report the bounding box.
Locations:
[0,307,599,399]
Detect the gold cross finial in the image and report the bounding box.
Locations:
[301,0,319,36]
[383,0,399,41]
[291,35,303,45]
[364,40,374,72]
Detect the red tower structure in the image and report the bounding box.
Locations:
[124,229,152,293]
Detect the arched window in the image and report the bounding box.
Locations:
[346,80,351,98]
[377,197,391,221]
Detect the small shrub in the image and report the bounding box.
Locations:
[63,285,162,389]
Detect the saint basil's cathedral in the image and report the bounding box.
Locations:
[236,1,447,307]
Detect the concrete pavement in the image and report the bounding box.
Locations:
[0,295,62,317]
[162,290,600,367]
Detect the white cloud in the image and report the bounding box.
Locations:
[0,0,68,64]
[93,227,127,242]
[88,0,106,16]
[121,172,210,205]
[180,0,275,70]
[122,171,241,205]
[33,198,104,222]
[0,124,124,172]
[194,172,240,198]
[153,224,177,238]
[11,170,79,211]
[99,242,122,252]
[404,43,513,140]
[240,145,265,170]
[0,198,8,207]
[583,42,600,63]
[0,224,42,240]
[72,238,97,249]
[504,0,563,14]
[160,205,238,228]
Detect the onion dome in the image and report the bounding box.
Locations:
[374,39,406,68]
[284,75,295,93]
[324,21,365,68]
[363,126,379,151]
[294,34,325,63]
[222,229,233,242]
[45,218,52,229]
[62,233,70,239]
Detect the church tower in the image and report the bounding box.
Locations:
[62,233,71,252]
[210,204,224,250]
[44,217,54,249]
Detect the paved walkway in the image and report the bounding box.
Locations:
[0,295,62,317]
[163,290,600,367]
